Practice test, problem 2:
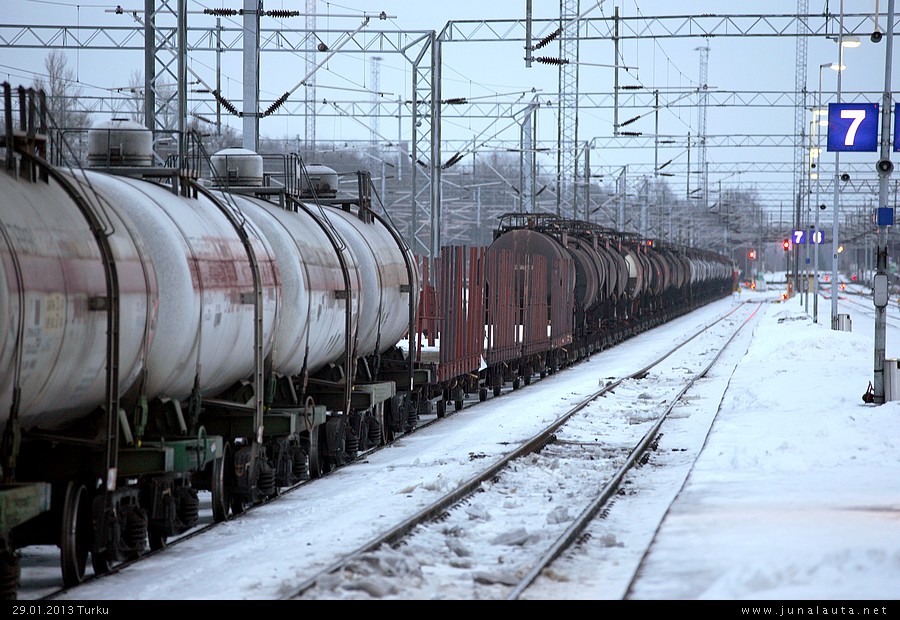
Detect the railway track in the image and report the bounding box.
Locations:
[24,298,763,601]
[835,289,900,331]
[287,300,764,600]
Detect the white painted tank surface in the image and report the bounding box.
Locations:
[0,169,281,432]
[0,162,417,432]
[0,169,151,431]
[230,194,417,375]
[623,250,645,299]
[689,257,715,285]
[225,194,355,375]
[84,172,280,401]
[324,206,417,359]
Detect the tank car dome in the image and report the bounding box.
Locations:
[299,163,339,199]
[87,118,153,168]
[210,147,264,187]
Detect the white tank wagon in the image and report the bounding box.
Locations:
[0,83,419,596]
[0,169,287,434]
[223,193,416,379]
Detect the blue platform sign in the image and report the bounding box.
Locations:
[827,103,879,152]
[894,103,900,152]
[792,229,826,245]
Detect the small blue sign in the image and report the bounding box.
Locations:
[827,103,879,152]
[894,103,899,152]
[877,207,894,226]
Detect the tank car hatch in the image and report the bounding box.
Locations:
[210,148,264,188]
[87,118,153,168]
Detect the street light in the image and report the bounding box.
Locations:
[813,61,843,323]
[831,1,854,329]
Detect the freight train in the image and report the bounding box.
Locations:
[0,84,735,599]
[411,213,736,415]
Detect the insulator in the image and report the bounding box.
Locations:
[535,56,569,66]
[443,97,467,105]
[263,92,289,117]
[533,28,561,50]
[192,113,215,126]
[265,10,300,17]
[442,152,465,169]
[203,8,239,16]
[212,90,241,117]
[619,131,642,136]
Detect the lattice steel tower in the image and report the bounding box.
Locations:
[143,0,187,149]
[557,0,580,218]
[370,56,382,146]
[304,0,316,153]
[696,46,709,210]
[794,0,809,241]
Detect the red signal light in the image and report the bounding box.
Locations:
[747,250,757,259]
[782,239,790,251]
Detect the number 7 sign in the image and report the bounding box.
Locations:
[827,103,879,152]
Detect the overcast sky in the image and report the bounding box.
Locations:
[4,1,898,218]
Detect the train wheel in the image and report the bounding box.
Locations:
[436,398,446,419]
[0,549,19,600]
[513,377,521,390]
[479,387,487,402]
[454,398,464,411]
[210,444,232,523]
[493,385,501,397]
[60,482,91,587]
[523,374,531,386]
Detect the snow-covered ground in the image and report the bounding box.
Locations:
[21,283,900,601]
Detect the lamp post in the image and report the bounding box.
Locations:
[830,3,853,329]
[814,62,843,323]
[805,117,821,314]
[873,0,896,403]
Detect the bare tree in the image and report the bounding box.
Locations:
[33,50,91,131]
[124,69,145,123]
